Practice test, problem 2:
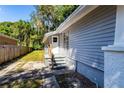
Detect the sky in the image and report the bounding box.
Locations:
[0,5,35,22]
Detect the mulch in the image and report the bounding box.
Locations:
[55,71,97,88]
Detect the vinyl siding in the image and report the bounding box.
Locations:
[67,6,116,87]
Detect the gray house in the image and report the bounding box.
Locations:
[43,5,124,88]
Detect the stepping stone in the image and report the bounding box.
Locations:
[42,76,59,88]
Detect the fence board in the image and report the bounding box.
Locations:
[0,45,32,64]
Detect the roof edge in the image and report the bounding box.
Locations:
[56,5,99,33]
[42,31,58,43]
[43,5,99,43]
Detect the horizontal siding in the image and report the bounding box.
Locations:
[67,6,116,87]
[68,6,116,70]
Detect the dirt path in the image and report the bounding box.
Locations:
[0,60,45,77]
[0,51,97,88]
[0,58,51,88]
[0,50,45,77]
[0,49,61,88]
[0,61,21,76]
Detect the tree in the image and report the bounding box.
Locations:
[30,5,78,49]
[0,5,78,49]
[31,5,78,32]
[0,20,34,47]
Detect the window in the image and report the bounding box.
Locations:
[64,33,69,49]
[53,37,58,43]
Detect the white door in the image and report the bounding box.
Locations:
[52,36,59,55]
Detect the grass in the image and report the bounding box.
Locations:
[19,50,44,62]
[0,79,44,88]
[14,50,44,72]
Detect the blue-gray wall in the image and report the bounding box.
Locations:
[67,6,116,87]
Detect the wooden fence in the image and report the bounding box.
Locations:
[0,45,32,64]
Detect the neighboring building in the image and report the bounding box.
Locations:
[43,5,124,88]
[0,34,17,45]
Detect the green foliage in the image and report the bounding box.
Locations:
[30,5,78,49]
[31,5,78,32]
[0,5,78,49]
[0,22,15,36]
[0,20,41,48]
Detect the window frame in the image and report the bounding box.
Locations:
[52,36,58,43]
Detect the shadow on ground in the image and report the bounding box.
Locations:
[0,53,97,88]
[0,53,29,70]
[0,67,53,88]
